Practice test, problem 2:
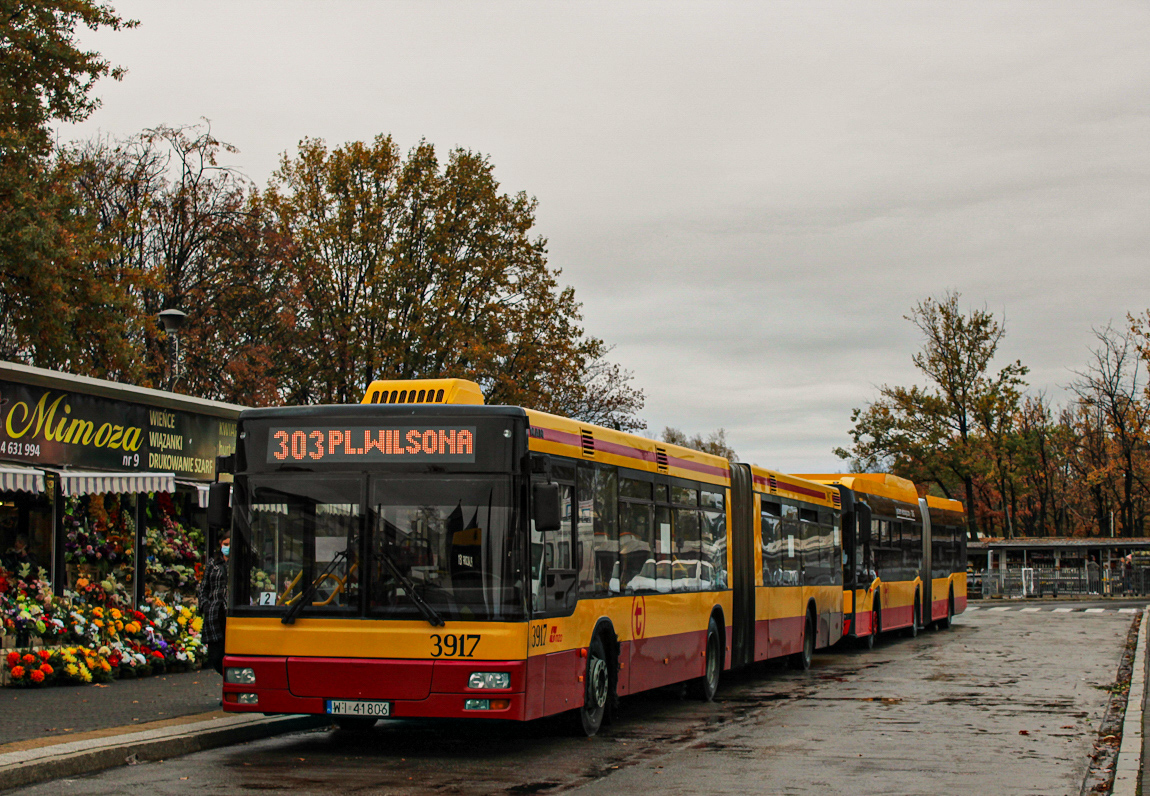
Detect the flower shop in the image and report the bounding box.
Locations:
[0,361,242,687]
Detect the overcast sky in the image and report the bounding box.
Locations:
[61,1,1150,473]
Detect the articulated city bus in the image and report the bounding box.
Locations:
[801,474,966,646]
[216,379,843,734]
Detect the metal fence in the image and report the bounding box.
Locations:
[975,567,1150,598]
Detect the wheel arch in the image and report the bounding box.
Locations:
[709,604,727,668]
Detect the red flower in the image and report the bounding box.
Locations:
[29,669,44,683]
[10,666,24,679]
[21,654,35,665]
[38,649,50,662]
[6,651,17,667]
[39,663,53,675]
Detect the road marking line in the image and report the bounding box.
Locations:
[1020,607,1041,613]
[966,606,981,611]
[1119,608,1139,613]
[989,607,1012,612]
[1085,608,1106,613]
[1053,608,1074,613]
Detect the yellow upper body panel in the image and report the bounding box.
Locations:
[749,466,838,508]
[798,473,919,505]
[523,408,731,488]
[925,494,965,514]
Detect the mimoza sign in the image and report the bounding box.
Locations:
[0,380,236,480]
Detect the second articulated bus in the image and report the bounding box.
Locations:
[801,474,966,647]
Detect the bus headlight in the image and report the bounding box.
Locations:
[467,672,510,689]
[225,667,256,684]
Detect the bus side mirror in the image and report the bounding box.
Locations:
[208,483,232,529]
[532,483,561,533]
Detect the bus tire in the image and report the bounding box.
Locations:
[872,596,882,643]
[690,616,722,702]
[575,633,611,737]
[789,610,815,670]
[860,621,875,650]
[938,591,954,630]
[334,716,377,732]
[907,594,920,638]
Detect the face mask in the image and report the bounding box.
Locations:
[221,545,230,556]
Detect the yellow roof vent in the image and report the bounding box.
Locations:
[361,378,485,406]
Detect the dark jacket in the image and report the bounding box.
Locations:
[197,557,229,643]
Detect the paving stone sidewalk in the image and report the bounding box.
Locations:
[0,669,221,748]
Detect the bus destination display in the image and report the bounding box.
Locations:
[268,426,477,464]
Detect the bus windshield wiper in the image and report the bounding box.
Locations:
[281,547,352,626]
[375,549,446,627]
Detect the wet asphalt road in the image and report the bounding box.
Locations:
[11,603,1141,796]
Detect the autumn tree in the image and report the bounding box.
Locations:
[62,124,297,402]
[0,0,139,374]
[263,135,644,425]
[836,291,1028,539]
[1070,326,1150,537]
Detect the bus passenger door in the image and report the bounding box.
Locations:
[729,464,755,670]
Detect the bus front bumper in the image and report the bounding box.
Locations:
[220,655,529,721]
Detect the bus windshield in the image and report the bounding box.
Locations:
[231,474,524,622]
[370,476,520,621]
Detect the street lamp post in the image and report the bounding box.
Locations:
[157,309,188,391]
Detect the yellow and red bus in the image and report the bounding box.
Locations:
[216,379,842,734]
[800,474,966,646]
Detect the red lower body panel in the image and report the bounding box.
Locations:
[222,656,531,720]
[628,629,705,692]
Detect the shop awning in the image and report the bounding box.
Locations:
[175,480,211,508]
[57,471,176,497]
[0,465,46,494]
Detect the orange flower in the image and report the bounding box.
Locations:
[30,669,44,683]
[10,666,24,679]
[5,652,17,667]
[21,654,34,665]
[39,663,53,675]
[38,650,50,662]
[76,578,89,588]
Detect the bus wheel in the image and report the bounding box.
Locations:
[872,598,882,642]
[334,716,377,732]
[938,592,953,630]
[691,617,722,701]
[859,624,875,651]
[576,634,611,737]
[789,611,815,670]
[907,596,920,638]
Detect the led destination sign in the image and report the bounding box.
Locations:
[268,425,476,464]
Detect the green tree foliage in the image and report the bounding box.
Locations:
[836,291,1027,538]
[661,427,737,461]
[0,0,139,375]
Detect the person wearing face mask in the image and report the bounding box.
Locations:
[197,534,230,675]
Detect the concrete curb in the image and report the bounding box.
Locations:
[0,713,328,792]
[1112,606,1148,796]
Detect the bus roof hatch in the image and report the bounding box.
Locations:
[361,378,485,406]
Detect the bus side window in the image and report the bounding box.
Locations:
[799,509,820,585]
[781,504,800,585]
[761,502,782,586]
[542,482,577,613]
[655,505,673,593]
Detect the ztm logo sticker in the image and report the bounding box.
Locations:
[631,595,646,639]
